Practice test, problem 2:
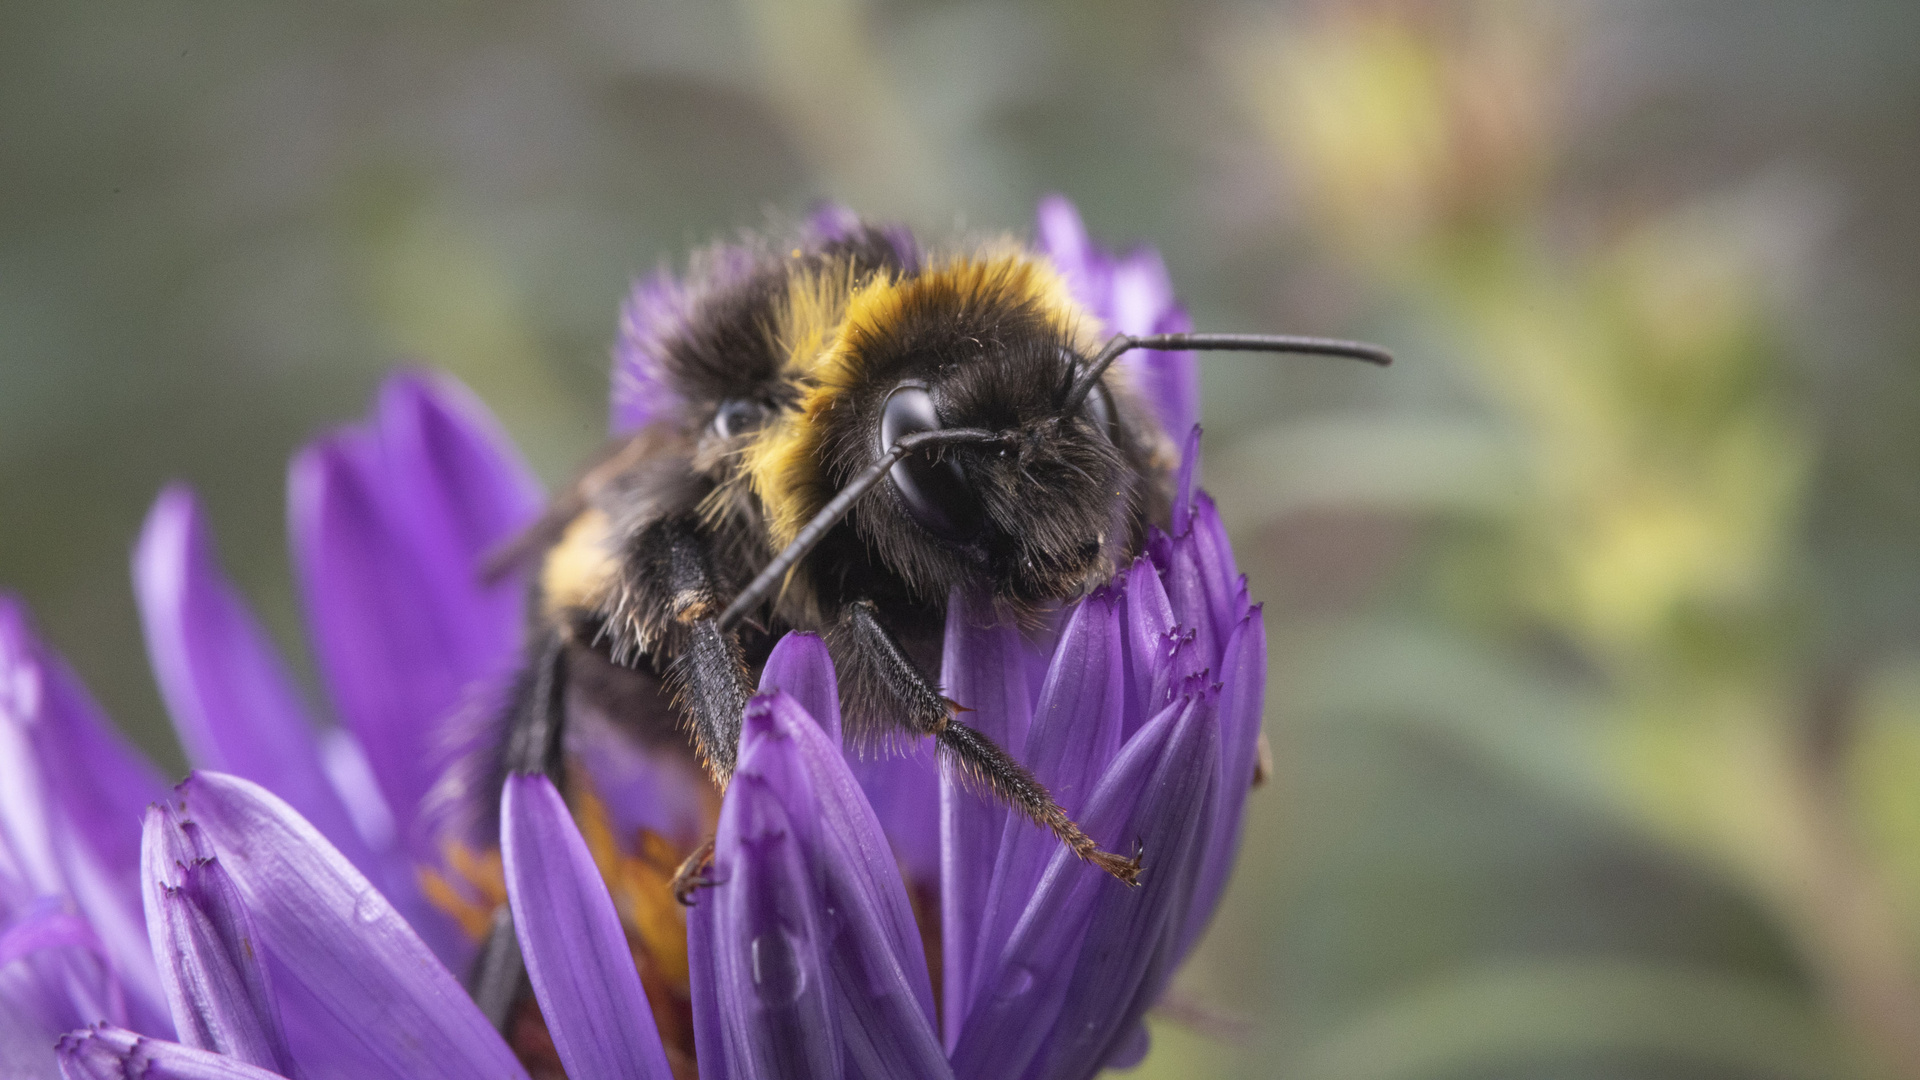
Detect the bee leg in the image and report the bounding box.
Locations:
[655,526,753,787]
[669,836,718,906]
[467,630,569,1031]
[838,599,1142,886]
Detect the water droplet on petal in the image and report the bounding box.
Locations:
[751,930,807,1005]
[996,964,1036,1001]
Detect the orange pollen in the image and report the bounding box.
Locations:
[420,772,700,1079]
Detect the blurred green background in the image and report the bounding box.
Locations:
[5,0,1920,1077]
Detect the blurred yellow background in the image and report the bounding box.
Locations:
[6,1,1920,1077]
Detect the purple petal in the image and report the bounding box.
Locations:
[1170,427,1201,537]
[1107,250,1198,450]
[0,597,168,1025]
[1034,196,1110,321]
[1147,524,1222,674]
[373,373,540,670]
[804,201,862,244]
[755,633,942,883]
[140,804,290,1073]
[1107,1024,1150,1070]
[174,772,530,1080]
[938,589,1034,1044]
[966,591,1126,1009]
[1031,691,1220,1080]
[693,692,947,1080]
[502,774,673,1080]
[611,270,690,435]
[134,486,373,870]
[947,692,1214,1080]
[0,899,126,1045]
[57,1025,289,1080]
[757,633,841,746]
[697,764,837,1080]
[568,712,714,854]
[288,371,536,875]
[1191,493,1248,643]
[1179,609,1266,955]
[844,738,940,890]
[686,891,732,1080]
[1034,196,1198,460]
[1114,559,1201,742]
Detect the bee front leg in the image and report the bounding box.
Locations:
[645,524,751,904]
[835,599,1141,886]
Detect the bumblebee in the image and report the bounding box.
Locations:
[464,214,1388,1022]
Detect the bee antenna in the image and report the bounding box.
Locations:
[717,427,1015,632]
[1063,332,1393,412]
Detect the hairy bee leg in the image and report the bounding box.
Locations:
[657,527,753,786]
[839,599,1142,886]
[672,618,751,785]
[467,630,569,1031]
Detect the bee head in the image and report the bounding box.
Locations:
[862,334,1134,606]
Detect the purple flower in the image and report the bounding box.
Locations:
[1036,195,1201,462]
[0,197,1264,1079]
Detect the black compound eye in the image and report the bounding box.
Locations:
[712,398,767,439]
[880,384,984,542]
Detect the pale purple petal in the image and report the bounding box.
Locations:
[1034,196,1110,319]
[288,371,535,883]
[0,597,167,1026]
[140,804,290,1073]
[938,589,1034,1044]
[502,774,673,1080]
[175,773,529,1080]
[57,1025,289,1080]
[372,372,540,677]
[134,486,371,870]
[966,591,1125,1008]
[694,692,947,1080]
[1170,426,1201,537]
[0,899,126,1042]
[289,433,450,851]
[804,201,862,244]
[612,270,690,435]
[1035,196,1199,459]
[315,729,396,854]
[947,692,1214,1079]
[1107,250,1199,450]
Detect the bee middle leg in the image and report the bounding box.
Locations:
[836,598,1142,885]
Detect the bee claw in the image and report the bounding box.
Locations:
[670,837,718,906]
[943,697,974,716]
[1090,839,1146,887]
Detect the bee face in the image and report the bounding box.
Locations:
[864,336,1129,607]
